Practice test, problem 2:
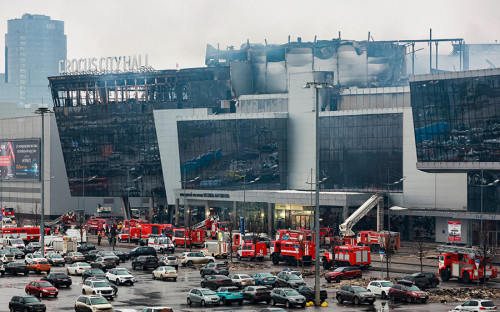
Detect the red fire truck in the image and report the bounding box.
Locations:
[1,207,15,218]
[355,230,401,252]
[237,242,267,261]
[86,217,115,234]
[321,245,371,269]
[437,245,498,283]
[0,226,50,242]
[270,239,315,265]
[172,228,206,247]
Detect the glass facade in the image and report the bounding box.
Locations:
[467,170,500,213]
[177,118,287,190]
[410,75,500,163]
[51,68,231,198]
[319,114,403,192]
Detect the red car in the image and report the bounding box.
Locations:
[325,267,362,283]
[388,283,428,303]
[25,280,58,298]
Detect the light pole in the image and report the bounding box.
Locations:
[384,176,405,278]
[180,172,199,251]
[35,107,52,255]
[303,81,332,306]
[473,170,499,243]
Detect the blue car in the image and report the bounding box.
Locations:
[252,272,276,287]
[216,286,244,305]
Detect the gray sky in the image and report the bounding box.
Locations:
[1,0,499,73]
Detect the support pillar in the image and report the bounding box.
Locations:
[205,202,210,219]
[342,205,349,223]
[232,201,237,228]
[148,197,154,222]
[376,201,384,231]
[175,198,180,226]
[267,203,273,236]
[185,204,191,227]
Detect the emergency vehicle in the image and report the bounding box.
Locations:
[270,232,315,266]
[437,245,498,283]
[148,234,175,253]
[356,230,401,252]
[201,241,229,258]
[0,226,50,242]
[237,242,267,261]
[86,217,114,234]
[1,207,15,218]
[217,231,244,251]
[321,245,371,269]
[172,228,206,247]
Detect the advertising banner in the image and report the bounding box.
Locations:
[448,221,462,242]
[0,139,40,181]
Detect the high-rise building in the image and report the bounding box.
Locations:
[5,14,66,107]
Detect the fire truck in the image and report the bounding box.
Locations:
[356,230,401,252]
[0,226,50,242]
[172,228,206,247]
[437,245,498,283]
[321,245,371,269]
[86,217,114,234]
[237,242,267,261]
[270,229,315,265]
[1,207,15,218]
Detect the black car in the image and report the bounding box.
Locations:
[41,273,73,287]
[241,286,272,304]
[84,250,100,262]
[201,275,233,290]
[128,246,157,259]
[410,272,440,288]
[200,262,229,277]
[77,243,96,253]
[112,250,129,262]
[297,286,328,302]
[7,247,25,259]
[336,285,376,305]
[96,251,120,265]
[131,256,159,270]
[274,273,306,288]
[82,268,106,281]
[4,261,29,275]
[90,257,117,270]
[9,295,46,312]
[398,276,431,290]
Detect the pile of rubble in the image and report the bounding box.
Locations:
[428,287,500,303]
[227,262,268,270]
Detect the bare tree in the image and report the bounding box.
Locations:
[411,238,428,273]
[379,233,396,279]
[479,230,497,286]
[227,222,233,263]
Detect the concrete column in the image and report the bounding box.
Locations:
[175,198,180,226]
[185,204,191,227]
[342,205,349,222]
[148,197,154,222]
[232,201,237,228]
[267,203,273,236]
[205,202,210,219]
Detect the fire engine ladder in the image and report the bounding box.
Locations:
[339,194,384,237]
[193,219,208,230]
[46,215,63,227]
[437,245,484,257]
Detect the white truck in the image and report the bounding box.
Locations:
[49,237,77,255]
[65,229,87,243]
[148,235,175,253]
[201,241,229,258]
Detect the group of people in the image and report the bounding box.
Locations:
[97,225,118,246]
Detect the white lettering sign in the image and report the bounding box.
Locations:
[59,54,150,74]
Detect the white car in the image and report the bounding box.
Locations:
[0,250,15,263]
[159,255,179,270]
[25,253,47,264]
[279,269,302,278]
[67,262,92,275]
[46,253,66,266]
[367,280,394,299]
[152,266,178,281]
[179,252,214,266]
[453,299,497,311]
[82,279,115,299]
[106,268,136,285]
[141,308,173,312]
[229,274,255,286]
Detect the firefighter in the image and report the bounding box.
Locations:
[97,229,103,246]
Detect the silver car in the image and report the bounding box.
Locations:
[187,288,220,307]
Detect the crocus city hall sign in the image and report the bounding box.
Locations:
[59,54,149,74]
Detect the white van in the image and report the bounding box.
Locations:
[1,237,25,249]
[148,235,175,253]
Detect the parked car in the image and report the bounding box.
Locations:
[25,280,58,298]
[128,246,156,260]
[336,285,376,305]
[325,267,362,283]
[82,268,107,281]
[96,251,120,265]
[297,286,328,302]
[275,272,305,288]
[152,266,177,281]
[25,253,46,265]
[77,243,96,253]
[252,272,276,287]
[23,242,41,255]
[159,255,178,270]
[75,295,113,312]
[399,275,431,290]
[91,257,117,270]
[140,308,173,312]
[270,287,306,308]
[388,284,429,303]
[64,252,86,263]
[187,288,220,306]
[131,256,159,270]
[241,285,272,304]
[229,273,256,287]
[200,262,229,277]
[84,250,100,262]
[82,279,115,299]
[46,253,66,266]
[112,250,129,262]
[67,262,92,275]
[41,273,72,288]
[27,259,51,274]
[410,272,440,288]
[9,295,46,312]
[86,277,118,295]
[367,280,394,299]
[7,247,25,259]
[201,275,233,290]
[278,269,302,278]
[216,286,243,305]
[257,309,288,312]
[453,299,497,311]
[4,261,29,275]
[0,250,15,263]
[180,252,215,266]
[106,268,136,285]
